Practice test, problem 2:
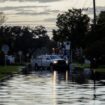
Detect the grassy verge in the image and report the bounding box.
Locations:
[0,66,21,80]
[72,63,90,68]
[95,68,105,73]
[72,63,105,73]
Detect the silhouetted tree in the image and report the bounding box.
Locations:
[53,9,90,48]
[0,25,52,55]
[33,25,48,38]
[85,11,105,65]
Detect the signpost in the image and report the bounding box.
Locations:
[63,41,71,61]
[64,41,71,51]
[18,51,22,64]
[1,44,9,66]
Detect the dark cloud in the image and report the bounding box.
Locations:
[0,6,48,11]
[34,0,62,2]
[7,20,41,23]
[44,18,56,22]
[16,9,60,15]
[46,10,60,13]
[16,11,50,15]
[0,4,60,16]
[0,1,60,16]
[86,6,105,15]
[0,0,62,3]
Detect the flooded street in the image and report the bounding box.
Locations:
[0,70,105,105]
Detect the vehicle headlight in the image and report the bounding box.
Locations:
[66,60,68,64]
[53,61,58,64]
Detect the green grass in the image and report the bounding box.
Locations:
[72,63,105,73]
[72,63,90,68]
[0,66,21,80]
[95,68,105,73]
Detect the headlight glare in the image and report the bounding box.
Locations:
[66,60,69,64]
[53,61,58,64]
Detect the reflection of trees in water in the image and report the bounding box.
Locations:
[72,73,87,84]
[52,69,91,84]
[52,70,91,105]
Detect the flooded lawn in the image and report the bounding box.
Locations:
[0,69,105,105]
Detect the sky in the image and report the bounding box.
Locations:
[0,0,105,37]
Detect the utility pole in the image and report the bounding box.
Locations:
[93,0,96,26]
[93,0,96,99]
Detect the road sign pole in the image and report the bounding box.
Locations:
[18,51,22,64]
[4,54,7,66]
[1,45,9,66]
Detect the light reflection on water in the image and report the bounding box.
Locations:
[0,70,105,105]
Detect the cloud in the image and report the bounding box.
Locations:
[0,6,48,11]
[6,20,40,23]
[44,18,56,22]
[33,0,62,2]
[0,0,62,3]
[0,1,60,16]
[15,9,60,16]
[0,5,49,15]
[86,6,105,16]
[1,5,60,16]
[16,8,60,15]
[16,11,50,15]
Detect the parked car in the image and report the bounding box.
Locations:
[31,54,68,70]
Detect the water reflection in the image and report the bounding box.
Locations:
[52,71,57,105]
[0,69,105,105]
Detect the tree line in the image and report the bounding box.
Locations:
[0,10,105,65]
[0,25,55,64]
[52,9,105,65]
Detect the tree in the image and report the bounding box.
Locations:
[0,12,6,47]
[33,25,48,38]
[53,9,90,48]
[97,11,105,24]
[85,11,105,64]
[0,25,51,53]
[52,29,66,42]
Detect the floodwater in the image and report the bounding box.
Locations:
[0,69,105,105]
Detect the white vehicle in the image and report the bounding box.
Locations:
[31,54,68,70]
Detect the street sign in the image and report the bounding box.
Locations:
[1,44,9,54]
[64,41,71,50]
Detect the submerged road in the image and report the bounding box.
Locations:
[0,70,105,105]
